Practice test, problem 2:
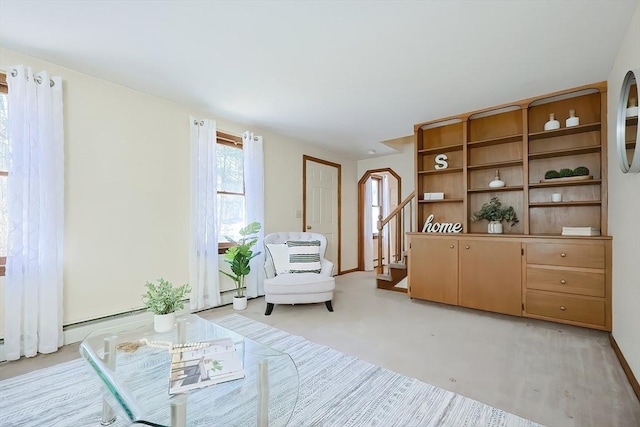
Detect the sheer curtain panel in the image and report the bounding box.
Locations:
[189,118,220,309]
[4,66,64,360]
[242,131,265,297]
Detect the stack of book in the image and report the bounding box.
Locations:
[561,226,601,236]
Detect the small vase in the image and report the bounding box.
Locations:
[488,221,503,234]
[566,109,579,127]
[154,312,176,333]
[489,170,505,188]
[544,113,560,131]
[233,296,248,310]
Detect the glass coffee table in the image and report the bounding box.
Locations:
[80,314,299,426]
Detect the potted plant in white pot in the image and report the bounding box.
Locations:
[471,196,519,234]
[142,278,191,332]
[220,222,261,310]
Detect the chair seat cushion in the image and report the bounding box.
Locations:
[264,273,335,295]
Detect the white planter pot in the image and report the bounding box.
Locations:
[488,221,503,234]
[154,312,176,333]
[233,296,248,311]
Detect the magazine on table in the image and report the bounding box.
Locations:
[168,337,244,394]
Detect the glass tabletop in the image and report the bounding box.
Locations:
[79,314,299,426]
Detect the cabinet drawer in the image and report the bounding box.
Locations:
[526,243,604,269]
[526,267,605,297]
[526,291,605,326]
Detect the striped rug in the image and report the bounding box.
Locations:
[0,314,543,427]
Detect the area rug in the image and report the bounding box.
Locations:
[0,314,543,427]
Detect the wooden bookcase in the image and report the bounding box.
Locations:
[409,82,612,331]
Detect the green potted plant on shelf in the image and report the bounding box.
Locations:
[142,278,191,332]
[471,196,519,234]
[220,222,262,310]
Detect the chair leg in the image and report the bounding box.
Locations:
[325,300,334,312]
[265,303,274,316]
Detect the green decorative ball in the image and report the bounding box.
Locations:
[544,170,561,179]
[559,168,573,178]
[573,166,590,176]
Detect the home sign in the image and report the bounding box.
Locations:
[421,214,462,233]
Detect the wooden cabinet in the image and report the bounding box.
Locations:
[408,82,612,331]
[459,239,521,316]
[408,235,521,317]
[523,239,611,330]
[407,236,458,304]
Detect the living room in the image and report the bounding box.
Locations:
[0,1,639,426]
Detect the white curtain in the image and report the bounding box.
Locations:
[4,65,64,360]
[382,174,391,265]
[243,131,265,298]
[363,178,374,271]
[189,117,220,309]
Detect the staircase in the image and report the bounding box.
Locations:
[375,192,415,293]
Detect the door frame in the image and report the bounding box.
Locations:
[303,155,342,274]
[357,168,402,271]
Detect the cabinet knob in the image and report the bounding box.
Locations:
[560,306,566,311]
[449,245,455,249]
[560,279,566,284]
[465,245,470,249]
[560,253,566,257]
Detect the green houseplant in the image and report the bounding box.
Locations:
[471,197,519,234]
[142,278,191,332]
[220,222,261,310]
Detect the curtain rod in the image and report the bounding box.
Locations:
[0,66,56,87]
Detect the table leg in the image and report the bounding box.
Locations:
[100,336,117,426]
[171,394,188,427]
[257,360,269,427]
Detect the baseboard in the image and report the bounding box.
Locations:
[609,333,640,402]
[339,268,358,275]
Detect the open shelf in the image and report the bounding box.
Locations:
[418,143,463,155]
[529,179,601,189]
[528,122,601,141]
[418,198,464,204]
[467,185,524,193]
[528,145,601,160]
[418,167,463,175]
[529,200,601,207]
[467,159,523,171]
[467,134,522,148]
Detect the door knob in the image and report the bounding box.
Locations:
[306,225,312,230]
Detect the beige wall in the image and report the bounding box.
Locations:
[0,47,357,327]
[357,141,415,199]
[607,4,640,382]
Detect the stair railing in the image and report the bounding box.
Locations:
[376,191,416,274]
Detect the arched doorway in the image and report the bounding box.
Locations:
[357,168,401,271]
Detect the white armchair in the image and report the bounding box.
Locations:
[263,232,335,315]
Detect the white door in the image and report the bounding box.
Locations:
[304,157,340,274]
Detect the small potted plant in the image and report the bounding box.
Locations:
[471,196,519,234]
[220,222,262,310]
[142,278,191,332]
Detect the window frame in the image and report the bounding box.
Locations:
[0,72,7,276]
[216,131,244,254]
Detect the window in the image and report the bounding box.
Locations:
[216,132,244,251]
[0,73,7,276]
[371,175,382,236]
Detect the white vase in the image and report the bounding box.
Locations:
[566,109,579,127]
[544,113,560,131]
[154,312,176,333]
[488,221,503,234]
[233,296,248,311]
[489,170,505,188]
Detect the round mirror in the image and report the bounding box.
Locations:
[616,69,640,173]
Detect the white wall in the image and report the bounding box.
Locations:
[607,4,640,382]
[0,47,357,329]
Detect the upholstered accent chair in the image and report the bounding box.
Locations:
[263,232,335,315]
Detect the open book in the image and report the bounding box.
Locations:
[169,337,244,394]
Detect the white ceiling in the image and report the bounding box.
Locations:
[0,1,637,160]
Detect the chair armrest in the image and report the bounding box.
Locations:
[264,261,276,279]
[320,259,334,277]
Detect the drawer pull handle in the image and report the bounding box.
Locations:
[560,253,567,257]
[560,279,566,284]
[560,306,566,311]
[465,245,470,249]
[449,245,455,249]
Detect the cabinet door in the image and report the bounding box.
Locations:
[408,237,458,305]
[459,240,522,316]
